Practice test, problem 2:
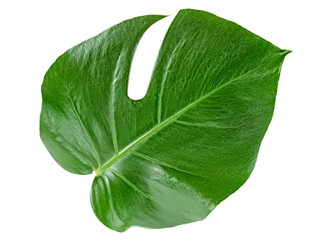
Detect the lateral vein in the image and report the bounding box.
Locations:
[110,54,122,154]
[157,42,181,123]
[65,84,101,168]
[130,151,203,177]
[108,168,154,201]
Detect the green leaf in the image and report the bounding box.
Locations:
[40,9,290,232]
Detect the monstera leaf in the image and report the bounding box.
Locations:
[40,9,290,231]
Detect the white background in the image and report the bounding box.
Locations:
[1,0,329,239]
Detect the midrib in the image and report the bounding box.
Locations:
[94,51,287,175]
[95,76,233,175]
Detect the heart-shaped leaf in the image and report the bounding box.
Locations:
[40,9,290,231]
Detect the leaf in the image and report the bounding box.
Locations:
[40,9,290,232]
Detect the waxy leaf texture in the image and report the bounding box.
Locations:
[40,9,290,231]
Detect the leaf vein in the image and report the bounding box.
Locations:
[109,54,122,154]
[130,150,203,177]
[65,84,101,168]
[157,42,182,123]
[107,168,154,202]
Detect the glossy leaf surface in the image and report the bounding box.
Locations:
[40,9,290,231]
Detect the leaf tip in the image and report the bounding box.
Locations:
[281,49,292,56]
